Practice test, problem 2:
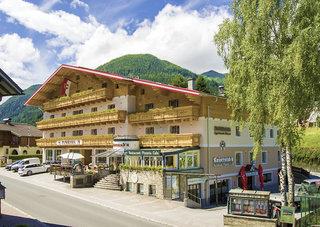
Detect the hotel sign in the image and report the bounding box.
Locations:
[56,140,83,146]
[214,126,231,135]
[213,156,233,166]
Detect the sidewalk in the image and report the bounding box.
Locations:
[0,201,45,227]
[0,169,226,227]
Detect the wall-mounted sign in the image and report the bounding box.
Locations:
[219,140,226,150]
[56,140,82,146]
[214,126,231,135]
[213,156,233,166]
[125,149,161,156]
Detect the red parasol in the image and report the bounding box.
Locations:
[258,164,264,190]
[240,166,248,190]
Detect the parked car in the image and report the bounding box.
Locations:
[5,160,21,170]
[11,158,41,172]
[18,164,50,176]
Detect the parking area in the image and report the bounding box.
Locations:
[0,168,226,227]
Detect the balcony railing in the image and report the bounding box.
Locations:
[37,110,127,130]
[43,88,112,111]
[129,106,200,125]
[36,135,114,148]
[139,133,200,148]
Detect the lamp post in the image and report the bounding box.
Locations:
[0,182,6,217]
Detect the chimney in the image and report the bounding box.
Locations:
[188,78,195,90]
[218,85,225,96]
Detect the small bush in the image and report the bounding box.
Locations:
[9,154,42,162]
[119,164,163,173]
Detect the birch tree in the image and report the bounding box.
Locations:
[214,0,320,206]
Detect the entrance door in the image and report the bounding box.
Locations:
[188,184,201,203]
[247,176,253,190]
[209,179,229,206]
[83,150,92,165]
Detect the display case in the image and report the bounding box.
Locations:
[228,188,271,218]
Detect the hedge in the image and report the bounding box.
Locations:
[292,147,320,166]
[119,164,163,173]
[9,154,43,162]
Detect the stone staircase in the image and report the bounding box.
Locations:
[94,173,122,191]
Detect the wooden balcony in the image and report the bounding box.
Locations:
[43,88,112,111]
[37,110,126,130]
[36,135,114,148]
[139,133,200,148]
[129,106,200,125]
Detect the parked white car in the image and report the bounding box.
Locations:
[11,158,41,172]
[18,164,50,176]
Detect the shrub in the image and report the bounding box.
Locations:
[8,154,42,162]
[119,164,163,173]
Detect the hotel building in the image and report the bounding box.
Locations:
[26,64,280,207]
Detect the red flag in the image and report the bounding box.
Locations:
[258,164,264,190]
[60,78,71,96]
[240,166,248,190]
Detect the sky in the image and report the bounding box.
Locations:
[0,0,231,90]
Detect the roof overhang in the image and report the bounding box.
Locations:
[0,68,23,97]
[25,64,202,107]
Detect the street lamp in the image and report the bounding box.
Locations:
[0,182,6,217]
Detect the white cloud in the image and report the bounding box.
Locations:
[70,0,89,12]
[0,0,229,81]
[0,33,45,89]
[40,0,61,11]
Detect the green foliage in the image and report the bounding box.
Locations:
[170,75,188,88]
[214,0,320,158]
[301,128,320,148]
[9,154,42,162]
[0,85,42,125]
[317,116,320,128]
[119,163,163,173]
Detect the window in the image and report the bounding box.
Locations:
[23,150,28,155]
[261,151,267,164]
[49,132,54,138]
[108,127,115,135]
[126,182,133,192]
[235,126,241,137]
[269,129,274,138]
[50,115,55,119]
[165,156,174,167]
[137,183,144,195]
[61,132,66,137]
[91,107,98,112]
[36,150,41,155]
[72,130,83,136]
[145,127,154,134]
[108,104,115,109]
[11,149,18,155]
[91,129,98,135]
[102,83,107,88]
[170,125,180,134]
[115,84,119,89]
[61,113,66,117]
[145,103,154,111]
[278,150,281,162]
[5,149,8,155]
[235,152,243,166]
[144,157,150,166]
[149,185,156,196]
[46,150,53,161]
[263,173,272,183]
[141,89,145,95]
[169,99,179,108]
[73,110,83,115]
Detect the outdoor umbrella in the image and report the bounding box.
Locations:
[59,152,84,160]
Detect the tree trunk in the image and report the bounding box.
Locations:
[286,147,295,207]
[280,147,287,206]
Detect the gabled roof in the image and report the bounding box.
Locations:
[25,64,202,106]
[0,123,42,137]
[0,68,23,97]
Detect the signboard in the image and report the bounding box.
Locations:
[213,156,233,166]
[280,206,295,224]
[214,126,231,135]
[188,177,206,185]
[56,140,82,146]
[125,149,161,156]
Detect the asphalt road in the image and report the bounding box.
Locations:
[0,175,163,227]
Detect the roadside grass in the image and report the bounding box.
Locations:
[301,127,320,148]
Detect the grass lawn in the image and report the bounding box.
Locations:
[301,127,320,148]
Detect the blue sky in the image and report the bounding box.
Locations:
[0,0,230,89]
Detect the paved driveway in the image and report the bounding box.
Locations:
[0,168,226,226]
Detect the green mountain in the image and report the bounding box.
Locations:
[96,54,197,85]
[202,70,225,78]
[0,85,43,125]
